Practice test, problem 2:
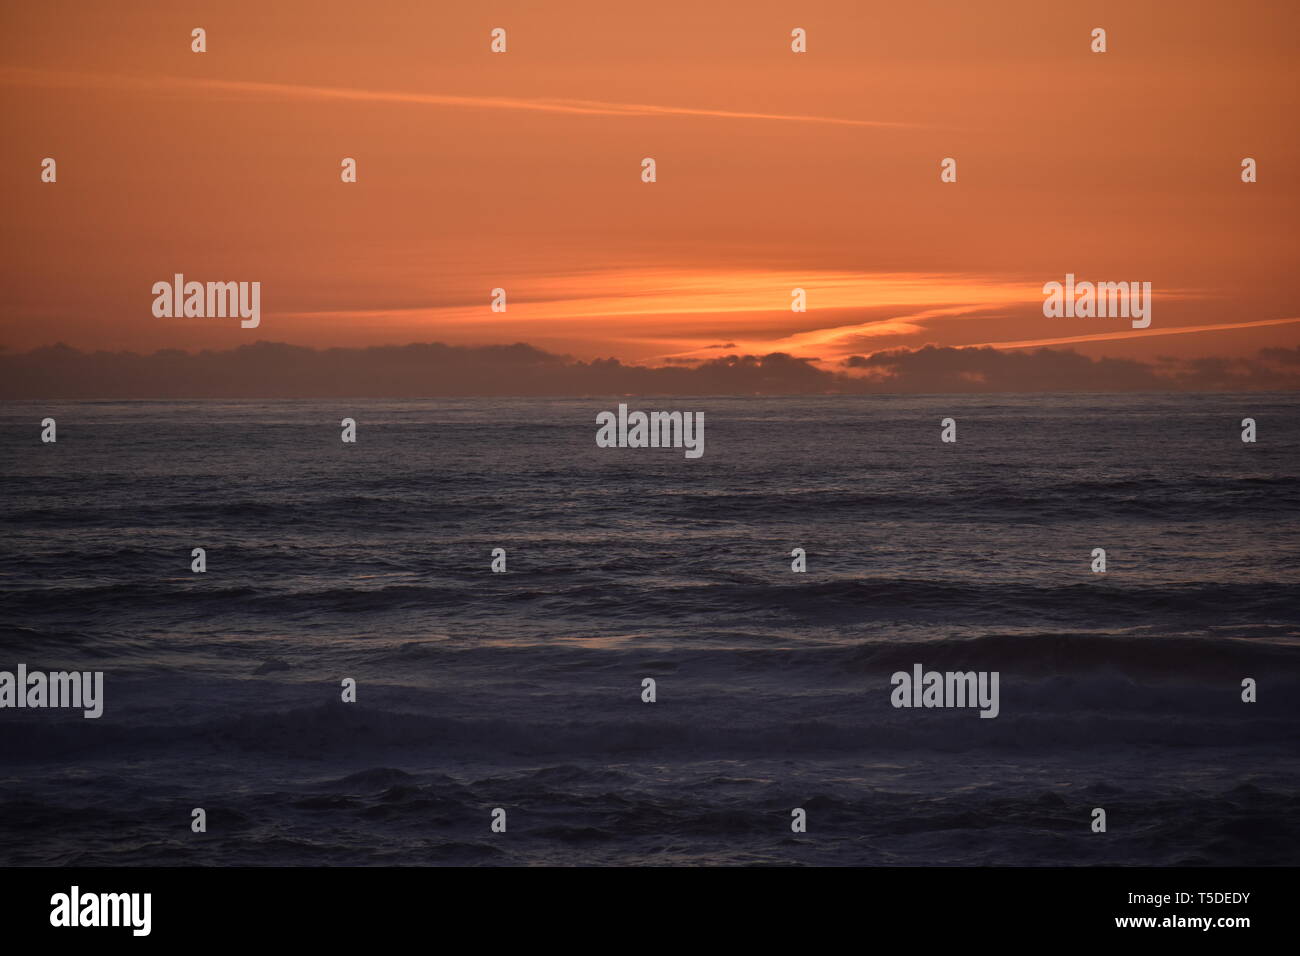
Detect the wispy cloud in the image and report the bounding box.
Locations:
[269,269,1034,358]
[270,268,1225,362]
[0,67,916,128]
[964,316,1300,351]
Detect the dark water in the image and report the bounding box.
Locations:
[1,394,1297,866]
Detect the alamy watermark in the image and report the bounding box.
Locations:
[50,886,150,936]
[0,664,103,718]
[152,274,261,328]
[595,403,704,459]
[890,663,999,718]
[1042,273,1151,328]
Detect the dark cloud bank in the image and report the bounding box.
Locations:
[3,341,1299,398]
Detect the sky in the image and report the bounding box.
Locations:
[1,0,1297,394]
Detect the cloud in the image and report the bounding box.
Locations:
[843,345,1300,392]
[962,316,1300,351]
[3,342,1298,399]
[0,67,914,129]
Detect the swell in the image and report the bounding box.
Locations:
[4,473,1298,529]
[2,630,1295,762]
[3,577,1295,628]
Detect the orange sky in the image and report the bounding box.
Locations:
[2,0,1297,376]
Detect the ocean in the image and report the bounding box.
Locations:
[1,394,1297,866]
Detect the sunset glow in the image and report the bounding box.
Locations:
[2,0,1297,387]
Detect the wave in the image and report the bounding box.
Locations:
[3,577,1297,628]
